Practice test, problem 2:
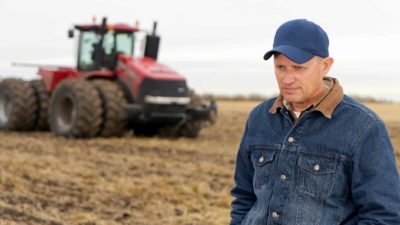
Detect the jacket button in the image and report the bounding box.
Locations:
[259,156,264,163]
[313,164,320,171]
[272,211,279,218]
[288,137,295,143]
[280,174,287,181]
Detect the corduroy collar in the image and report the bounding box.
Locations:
[269,77,344,119]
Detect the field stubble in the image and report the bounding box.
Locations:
[0,100,399,225]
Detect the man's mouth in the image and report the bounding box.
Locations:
[282,87,300,94]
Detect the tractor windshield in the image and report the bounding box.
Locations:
[77,30,134,71]
[115,33,134,55]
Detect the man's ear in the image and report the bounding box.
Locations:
[321,57,334,77]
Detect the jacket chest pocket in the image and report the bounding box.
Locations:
[297,153,337,197]
[250,146,276,189]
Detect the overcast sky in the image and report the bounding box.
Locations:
[0,0,399,100]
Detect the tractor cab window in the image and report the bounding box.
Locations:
[115,33,134,55]
[77,31,98,71]
[77,30,134,71]
[102,31,115,55]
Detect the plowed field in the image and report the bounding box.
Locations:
[1,101,399,225]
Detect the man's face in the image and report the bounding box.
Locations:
[273,54,333,111]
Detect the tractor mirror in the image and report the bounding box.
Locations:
[68,29,74,38]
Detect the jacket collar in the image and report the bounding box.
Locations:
[269,77,344,119]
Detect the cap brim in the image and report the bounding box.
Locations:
[263,45,314,64]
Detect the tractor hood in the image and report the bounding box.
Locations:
[118,55,186,81]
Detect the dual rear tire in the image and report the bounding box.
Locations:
[0,78,127,138]
[92,79,127,137]
[49,79,102,138]
[0,79,37,130]
[49,78,127,138]
[31,79,50,130]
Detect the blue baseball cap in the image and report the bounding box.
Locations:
[263,19,329,64]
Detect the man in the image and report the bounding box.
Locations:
[230,19,400,225]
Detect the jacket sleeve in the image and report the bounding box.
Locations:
[230,120,257,225]
[351,119,400,224]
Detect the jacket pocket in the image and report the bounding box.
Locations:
[250,146,276,189]
[297,153,337,197]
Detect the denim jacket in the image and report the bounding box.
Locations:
[230,80,400,225]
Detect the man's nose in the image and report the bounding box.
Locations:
[282,71,296,84]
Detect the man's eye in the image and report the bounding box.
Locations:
[276,65,285,70]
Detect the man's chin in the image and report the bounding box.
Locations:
[282,94,301,103]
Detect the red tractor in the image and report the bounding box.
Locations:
[0,18,214,138]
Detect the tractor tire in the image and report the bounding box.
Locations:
[178,120,202,138]
[30,79,50,130]
[49,79,102,138]
[92,79,127,137]
[0,79,37,131]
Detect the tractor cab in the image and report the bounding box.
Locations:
[70,18,138,71]
[69,18,160,72]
